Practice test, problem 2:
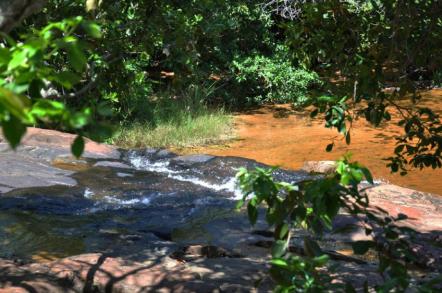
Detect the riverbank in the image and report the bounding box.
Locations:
[175,89,442,196]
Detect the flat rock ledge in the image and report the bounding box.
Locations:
[0,127,120,160]
[0,128,121,193]
[0,253,270,293]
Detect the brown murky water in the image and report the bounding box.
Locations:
[179,90,442,195]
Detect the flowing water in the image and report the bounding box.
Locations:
[0,149,310,262]
[180,90,442,195]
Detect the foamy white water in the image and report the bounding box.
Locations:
[127,152,243,199]
[103,195,151,206]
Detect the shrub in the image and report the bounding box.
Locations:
[232,50,319,106]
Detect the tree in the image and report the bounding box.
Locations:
[0,0,110,157]
[263,0,442,173]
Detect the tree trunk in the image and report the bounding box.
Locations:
[0,0,46,33]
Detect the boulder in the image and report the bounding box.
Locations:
[0,153,77,193]
[301,160,336,174]
[364,183,442,232]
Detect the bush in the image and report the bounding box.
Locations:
[232,50,319,106]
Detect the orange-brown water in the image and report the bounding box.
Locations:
[179,90,442,195]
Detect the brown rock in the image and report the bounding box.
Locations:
[364,184,442,231]
[0,253,269,292]
[301,161,336,174]
[1,127,120,159]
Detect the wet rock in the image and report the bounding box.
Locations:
[170,154,215,169]
[52,155,90,171]
[0,153,77,193]
[116,172,133,178]
[156,149,177,159]
[0,128,123,193]
[302,160,336,174]
[122,148,177,163]
[94,161,132,169]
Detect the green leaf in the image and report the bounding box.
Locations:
[235,199,244,210]
[0,47,10,65]
[97,102,114,116]
[394,145,405,154]
[247,200,258,225]
[271,240,288,258]
[310,108,319,118]
[69,111,90,129]
[82,21,102,38]
[8,50,28,71]
[31,100,65,118]
[277,223,289,240]
[326,143,334,152]
[67,44,87,72]
[313,254,329,266]
[1,115,26,149]
[86,122,114,142]
[0,87,31,122]
[71,135,85,158]
[271,258,288,269]
[345,130,351,145]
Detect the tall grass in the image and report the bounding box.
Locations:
[112,84,233,148]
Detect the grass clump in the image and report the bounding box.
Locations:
[112,84,233,149]
[114,111,232,148]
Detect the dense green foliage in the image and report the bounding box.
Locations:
[26,0,315,116]
[0,0,441,166]
[1,0,322,151]
[232,48,319,105]
[0,16,108,155]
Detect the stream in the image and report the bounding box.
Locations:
[0,147,310,262]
